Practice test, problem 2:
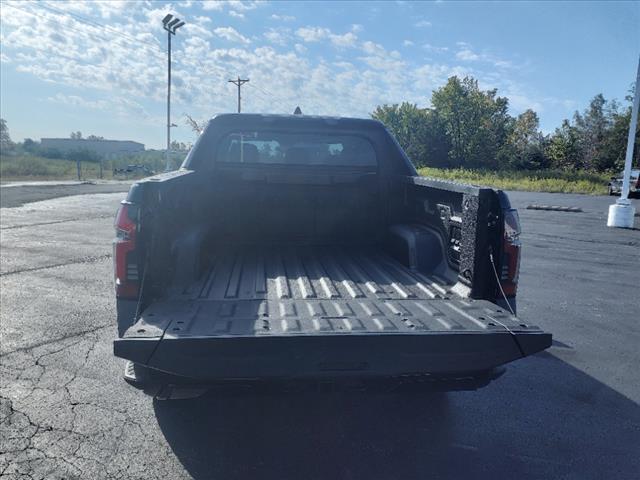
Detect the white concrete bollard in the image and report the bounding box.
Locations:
[607,200,636,229]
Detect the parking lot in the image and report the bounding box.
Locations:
[1,185,639,479]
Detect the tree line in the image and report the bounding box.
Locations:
[372,76,639,172]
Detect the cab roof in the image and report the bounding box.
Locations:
[209,113,385,131]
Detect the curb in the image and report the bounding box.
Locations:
[526,205,583,213]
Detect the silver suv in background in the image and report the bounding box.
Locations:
[608,169,640,197]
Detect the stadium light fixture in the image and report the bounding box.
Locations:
[162,14,185,171]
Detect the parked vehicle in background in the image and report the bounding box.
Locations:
[113,164,154,178]
[112,113,552,400]
[608,169,640,197]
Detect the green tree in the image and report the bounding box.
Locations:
[23,138,38,153]
[546,120,583,170]
[430,76,511,169]
[171,140,190,151]
[372,102,449,167]
[1,118,14,152]
[549,90,639,172]
[372,103,428,166]
[573,94,611,170]
[506,109,548,169]
[598,93,640,172]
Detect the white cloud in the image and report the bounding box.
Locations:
[423,43,448,53]
[295,26,358,48]
[403,40,414,47]
[226,0,262,11]
[296,26,330,43]
[54,0,93,15]
[201,1,224,11]
[361,41,385,56]
[200,0,263,13]
[455,43,513,69]
[264,28,290,46]
[184,22,214,39]
[456,48,479,61]
[94,0,128,19]
[271,14,295,21]
[414,20,432,28]
[229,10,245,19]
[334,61,354,69]
[330,32,358,48]
[358,42,405,73]
[214,26,250,44]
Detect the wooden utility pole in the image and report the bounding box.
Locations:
[228,77,249,113]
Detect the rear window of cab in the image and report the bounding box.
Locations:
[216,131,377,167]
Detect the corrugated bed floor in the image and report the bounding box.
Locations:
[148,245,531,337]
[188,245,452,302]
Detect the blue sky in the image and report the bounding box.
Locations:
[1,0,638,149]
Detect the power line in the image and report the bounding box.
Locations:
[228,77,249,113]
[28,1,232,86]
[20,2,231,90]
[8,1,222,93]
[34,2,166,61]
[5,3,164,62]
[36,1,166,56]
[35,0,262,99]
[6,2,226,105]
[245,82,292,113]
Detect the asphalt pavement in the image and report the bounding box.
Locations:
[1,184,639,479]
[0,181,132,208]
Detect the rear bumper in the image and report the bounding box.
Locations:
[122,360,509,398]
[610,184,640,195]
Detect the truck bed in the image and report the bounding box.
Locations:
[115,244,550,384]
[172,245,509,333]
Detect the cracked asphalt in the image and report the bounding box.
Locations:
[1,186,639,479]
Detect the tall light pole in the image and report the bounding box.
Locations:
[162,14,185,172]
[607,55,639,229]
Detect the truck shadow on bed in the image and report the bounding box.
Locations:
[153,352,640,480]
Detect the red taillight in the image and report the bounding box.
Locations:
[500,208,521,297]
[114,202,139,299]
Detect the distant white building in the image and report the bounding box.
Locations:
[40,138,145,157]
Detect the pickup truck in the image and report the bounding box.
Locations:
[113,114,551,399]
